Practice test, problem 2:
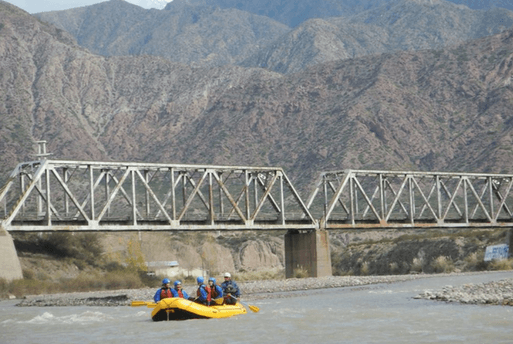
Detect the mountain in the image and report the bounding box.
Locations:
[165,0,513,27]
[164,0,390,27]
[34,0,513,73]
[2,0,513,193]
[35,0,290,68]
[241,0,513,73]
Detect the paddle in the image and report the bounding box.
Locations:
[212,297,224,305]
[130,300,157,308]
[229,295,259,313]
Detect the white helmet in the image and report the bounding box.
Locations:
[224,272,231,278]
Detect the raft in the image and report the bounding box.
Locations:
[151,297,247,321]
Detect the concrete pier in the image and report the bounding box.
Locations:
[0,228,23,281]
[284,229,332,278]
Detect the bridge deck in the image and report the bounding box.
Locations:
[0,159,316,232]
[2,161,513,231]
[307,169,513,229]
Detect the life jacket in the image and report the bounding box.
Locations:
[160,288,173,299]
[176,289,184,298]
[209,284,219,299]
[197,284,211,302]
[224,282,237,294]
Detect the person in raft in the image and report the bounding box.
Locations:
[221,272,241,305]
[193,276,211,305]
[154,278,174,303]
[207,277,224,304]
[173,280,189,299]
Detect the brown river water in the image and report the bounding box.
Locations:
[2,271,513,343]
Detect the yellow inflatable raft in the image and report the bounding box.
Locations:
[151,298,247,321]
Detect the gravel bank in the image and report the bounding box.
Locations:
[414,278,513,305]
[14,272,513,307]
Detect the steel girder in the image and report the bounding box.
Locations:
[306,169,513,229]
[0,159,316,232]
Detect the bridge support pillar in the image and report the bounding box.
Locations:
[285,229,332,278]
[0,228,23,281]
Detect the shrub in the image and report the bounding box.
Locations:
[410,257,423,273]
[102,271,145,290]
[293,267,309,278]
[59,271,145,292]
[139,271,161,287]
[4,278,54,298]
[104,261,125,272]
[125,240,146,272]
[431,256,455,273]
[235,268,285,282]
[388,262,399,274]
[463,251,485,271]
[361,261,370,275]
[1,270,147,299]
[488,258,513,271]
[16,233,104,262]
[22,268,35,279]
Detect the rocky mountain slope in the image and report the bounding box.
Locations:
[241,0,513,73]
[165,0,390,28]
[165,0,513,27]
[35,0,290,68]
[2,0,513,191]
[34,0,513,72]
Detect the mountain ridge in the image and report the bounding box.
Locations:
[34,0,513,73]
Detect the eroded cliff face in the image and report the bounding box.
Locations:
[238,239,283,271]
[99,232,284,276]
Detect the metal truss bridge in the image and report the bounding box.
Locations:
[2,158,513,232]
[0,159,316,232]
[307,169,513,229]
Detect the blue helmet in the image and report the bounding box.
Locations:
[162,278,171,285]
[197,276,204,284]
[174,280,182,287]
[208,277,216,284]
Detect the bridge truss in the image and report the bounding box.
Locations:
[306,169,513,229]
[0,159,317,232]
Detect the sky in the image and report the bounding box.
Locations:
[3,0,172,14]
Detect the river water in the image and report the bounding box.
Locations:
[2,271,513,344]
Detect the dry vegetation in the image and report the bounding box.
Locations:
[0,233,160,299]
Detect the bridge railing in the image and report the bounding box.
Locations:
[0,159,317,231]
[306,169,513,229]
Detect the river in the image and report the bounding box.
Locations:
[2,271,513,343]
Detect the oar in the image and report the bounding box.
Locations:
[229,295,259,313]
[212,298,224,305]
[130,300,157,308]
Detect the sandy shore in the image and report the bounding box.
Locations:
[13,272,513,307]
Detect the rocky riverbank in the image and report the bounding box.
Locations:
[13,272,513,307]
[414,278,513,305]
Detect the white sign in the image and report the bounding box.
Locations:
[484,244,509,262]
